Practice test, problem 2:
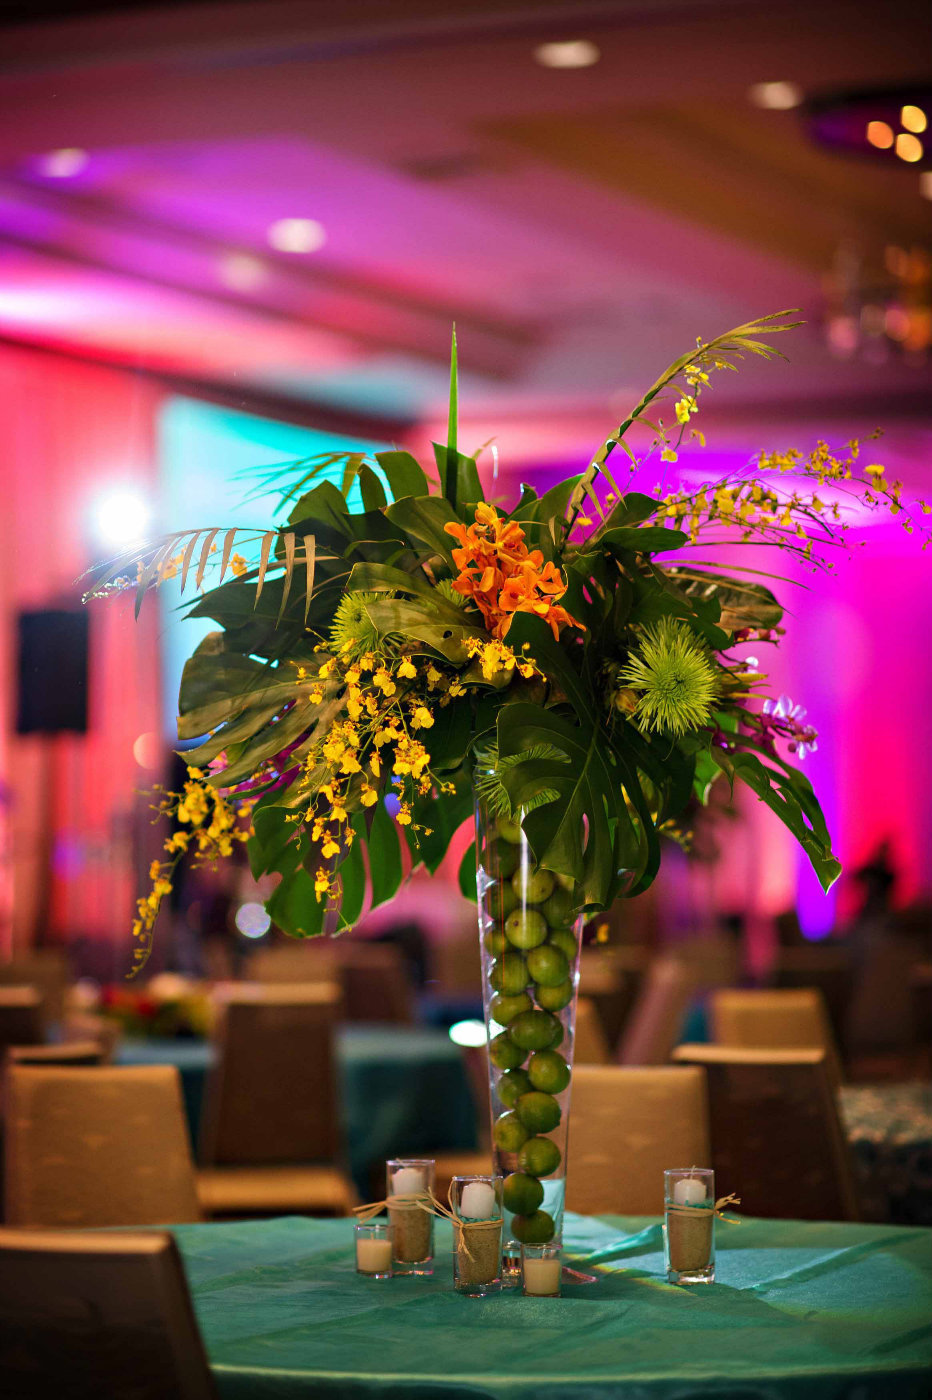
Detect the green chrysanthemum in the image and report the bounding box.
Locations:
[619,620,718,737]
[329,591,383,657]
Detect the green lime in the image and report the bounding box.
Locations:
[511,1209,555,1245]
[489,953,528,995]
[496,815,523,844]
[519,1136,562,1177]
[511,867,555,906]
[535,979,574,1012]
[526,943,569,987]
[490,992,532,1026]
[483,926,508,959]
[489,1031,525,1071]
[527,1049,571,1094]
[548,1018,565,1049]
[493,839,519,879]
[516,1091,561,1134]
[542,885,577,929]
[547,928,578,963]
[492,1111,529,1153]
[504,908,547,950]
[494,881,519,920]
[497,1068,532,1109]
[502,1172,544,1215]
[509,1009,561,1051]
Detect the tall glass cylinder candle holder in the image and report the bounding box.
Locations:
[664,1168,715,1284]
[521,1243,561,1297]
[387,1158,434,1275]
[355,1221,393,1279]
[451,1174,503,1296]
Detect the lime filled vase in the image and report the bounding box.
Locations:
[474,792,583,1265]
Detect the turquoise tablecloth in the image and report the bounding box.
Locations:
[173,1212,931,1399]
[117,1026,478,1196]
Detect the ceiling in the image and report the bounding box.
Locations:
[0,0,929,464]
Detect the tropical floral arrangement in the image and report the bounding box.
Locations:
[85,312,927,976]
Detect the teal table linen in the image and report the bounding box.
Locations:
[173,1211,931,1399]
[118,1025,478,1196]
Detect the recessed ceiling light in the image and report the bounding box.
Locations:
[867,120,895,149]
[901,104,927,134]
[218,252,268,292]
[895,132,923,163]
[748,81,803,111]
[267,217,326,254]
[534,40,600,69]
[36,147,89,178]
[920,171,932,200]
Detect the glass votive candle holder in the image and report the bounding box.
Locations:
[355,1221,393,1279]
[386,1158,435,1276]
[450,1174,503,1296]
[664,1168,715,1285]
[521,1243,561,1297]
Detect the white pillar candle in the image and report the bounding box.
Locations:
[460,1181,497,1220]
[673,1176,708,1207]
[523,1257,561,1296]
[390,1166,426,1196]
[356,1237,393,1274]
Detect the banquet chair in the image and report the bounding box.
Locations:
[0,1228,216,1399]
[249,939,339,983]
[0,986,43,1056]
[566,1065,710,1215]
[5,1040,103,1068]
[574,996,611,1064]
[618,955,697,1065]
[673,1044,861,1220]
[772,946,852,1051]
[0,949,69,1029]
[197,983,356,1218]
[337,942,414,1023]
[709,987,842,1079]
[4,1065,201,1228]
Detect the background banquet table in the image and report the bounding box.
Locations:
[117,1025,478,1196]
[173,1211,931,1400]
[839,1081,932,1226]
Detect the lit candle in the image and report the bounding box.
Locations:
[460,1181,497,1219]
[523,1257,561,1296]
[390,1166,426,1196]
[673,1176,707,1207]
[356,1237,393,1275]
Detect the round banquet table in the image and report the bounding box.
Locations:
[839,1080,932,1226]
[172,1211,931,1399]
[116,1025,478,1197]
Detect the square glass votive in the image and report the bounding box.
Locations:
[386,1158,435,1275]
[355,1221,393,1278]
[664,1168,715,1284]
[450,1174,503,1296]
[521,1243,561,1297]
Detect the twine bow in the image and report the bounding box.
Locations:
[668,1192,742,1223]
[352,1191,427,1222]
[353,1186,502,1262]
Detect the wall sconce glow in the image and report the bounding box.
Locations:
[218,252,268,292]
[91,488,151,548]
[267,218,326,254]
[901,105,927,134]
[36,147,89,178]
[235,902,272,939]
[920,171,932,200]
[748,81,803,110]
[895,132,923,162]
[866,120,894,149]
[534,39,600,69]
[448,1019,487,1048]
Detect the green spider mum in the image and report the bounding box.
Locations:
[619,619,718,737]
[329,591,384,657]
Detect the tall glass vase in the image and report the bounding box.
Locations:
[474,792,584,1274]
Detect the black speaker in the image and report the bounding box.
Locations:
[16,609,89,734]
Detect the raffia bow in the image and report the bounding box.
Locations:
[353,1186,503,1262]
[667,1192,742,1223]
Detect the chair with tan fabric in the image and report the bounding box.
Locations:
[772,945,852,1051]
[0,987,43,1056]
[249,939,339,984]
[197,983,356,1218]
[4,1065,201,1228]
[709,986,842,1080]
[337,942,414,1023]
[0,1228,217,1399]
[566,1065,710,1215]
[60,1010,122,1062]
[0,949,69,1029]
[574,996,611,1064]
[5,1041,103,1068]
[672,1044,860,1220]
[618,955,696,1065]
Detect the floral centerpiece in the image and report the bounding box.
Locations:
[87,311,925,1249]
